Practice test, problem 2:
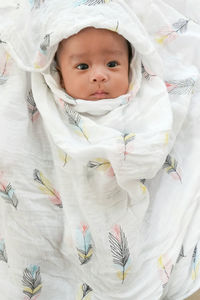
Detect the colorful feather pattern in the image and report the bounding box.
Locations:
[158,255,174,288]
[156,18,189,44]
[65,104,89,142]
[0,174,19,208]
[123,133,135,158]
[192,244,200,280]
[109,225,131,283]
[33,169,63,208]
[163,155,182,182]
[22,265,42,299]
[87,158,114,176]
[165,78,195,95]
[27,90,39,121]
[76,224,93,265]
[0,239,8,263]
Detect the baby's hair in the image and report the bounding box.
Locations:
[127,40,133,65]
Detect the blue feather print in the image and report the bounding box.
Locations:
[76,224,93,265]
[0,182,18,208]
[29,0,45,9]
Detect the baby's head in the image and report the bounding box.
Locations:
[56,27,132,100]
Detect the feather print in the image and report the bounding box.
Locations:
[172,19,189,33]
[163,155,182,182]
[29,0,45,9]
[40,34,51,53]
[22,265,42,299]
[33,169,63,208]
[141,64,156,80]
[0,39,6,44]
[109,225,131,283]
[87,158,114,176]
[123,133,135,158]
[0,176,19,209]
[50,60,58,74]
[58,149,70,167]
[192,244,200,280]
[165,78,195,95]
[65,104,89,142]
[176,245,186,263]
[156,19,190,44]
[27,90,39,121]
[74,0,111,7]
[0,239,8,263]
[0,52,10,85]
[158,255,174,288]
[76,224,93,265]
[76,283,93,300]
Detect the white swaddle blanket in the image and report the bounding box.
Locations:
[0,0,200,299]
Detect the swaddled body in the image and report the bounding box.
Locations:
[0,1,200,299]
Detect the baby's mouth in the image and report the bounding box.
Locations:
[90,90,109,100]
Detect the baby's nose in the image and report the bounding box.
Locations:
[90,67,108,83]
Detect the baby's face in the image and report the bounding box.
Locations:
[57,27,129,100]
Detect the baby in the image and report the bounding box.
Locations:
[56,27,132,100]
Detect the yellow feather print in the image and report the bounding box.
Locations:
[34,169,63,207]
[58,149,71,166]
[116,266,131,281]
[156,35,169,44]
[124,133,135,144]
[140,183,147,194]
[77,248,93,260]
[76,283,92,300]
[23,284,42,295]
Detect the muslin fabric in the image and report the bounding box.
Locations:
[0,1,200,299]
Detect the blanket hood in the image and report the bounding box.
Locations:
[0,0,162,76]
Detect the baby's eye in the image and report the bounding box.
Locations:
[107,61,118,68]
[76,63,89,70]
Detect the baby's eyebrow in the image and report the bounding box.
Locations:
[69,50,124,60]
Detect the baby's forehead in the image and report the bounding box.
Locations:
[58,27,128,51]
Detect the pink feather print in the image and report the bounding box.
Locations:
[158,255,174,288]
[87,158,115,177]
[76,224,93,265]
[27,90,39,121]
[0,172,18,208]
[165,78,195,95]
[156,19,189,45]
[163,155,182,183]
